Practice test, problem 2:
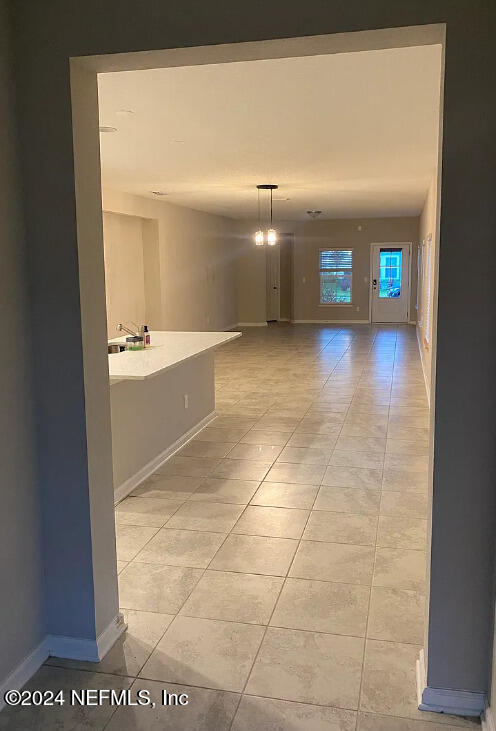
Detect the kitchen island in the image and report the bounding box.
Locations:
[108,330,241,502]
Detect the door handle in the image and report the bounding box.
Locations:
[372,279,377,288]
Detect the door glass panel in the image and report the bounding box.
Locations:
[378,248,402,298]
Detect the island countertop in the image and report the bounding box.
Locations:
[108,330,241,381]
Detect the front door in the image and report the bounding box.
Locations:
[371,243,411,323]
[266,246,280,322]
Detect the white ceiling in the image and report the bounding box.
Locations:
[98,45,442,221]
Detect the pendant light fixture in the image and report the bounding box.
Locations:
[254,184,278,246]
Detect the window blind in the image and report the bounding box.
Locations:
[319,250,352,269]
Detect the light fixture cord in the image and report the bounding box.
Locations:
[258,187,261,229]
[270,188,273,226]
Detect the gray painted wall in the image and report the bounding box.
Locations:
[0,0,44,680]
[4,0,496,699]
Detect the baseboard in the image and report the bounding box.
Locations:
[416,326,431,407]
[95,612,126,660]
[0,639,49,711]
[278,318,290,322]
[221,322,239,332]
[237,322,268,327]
[47,612,126,663]
[291,319,370,324]
[113,411,217,504]
[0,614,127,711]
[416,649,485,717]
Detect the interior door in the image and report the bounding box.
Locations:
[266,246,280,322]
[371,243,411,323]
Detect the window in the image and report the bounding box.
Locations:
[319,249,353,304]
[378,248,402,298]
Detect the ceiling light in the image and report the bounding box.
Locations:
[151,190,167,196]
[307,210,323,219]
[254,184,278,246]
[99,125,117,133]
[116,109,134,116]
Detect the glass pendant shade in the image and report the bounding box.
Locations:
[254,184,278,245]
[267,228,277,245]
[254,229,264,246]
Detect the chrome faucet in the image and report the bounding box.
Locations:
[117,323,139,337]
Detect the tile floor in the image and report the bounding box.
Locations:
[2,324,480,730]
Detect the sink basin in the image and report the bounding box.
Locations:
[108,343,126,354]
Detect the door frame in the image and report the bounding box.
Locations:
[266,245,281,322]
[369,242,412,323]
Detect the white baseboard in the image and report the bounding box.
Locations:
[278,318,290,322]
[0,615,127,711]
[0,639,49,711]
[416,326,431,407]
[46,612,126,663]
[96,612,126,660]
[416,649,485,717]
[291,319,370,324]
[237,322,268,327]
[114,411,217,504]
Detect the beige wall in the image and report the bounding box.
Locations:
[279,234,293,320]
[234,221,268,325]
[292,217,419,322]
[103,189,238,332]
[103,212,146,337]
[234,217,419,324]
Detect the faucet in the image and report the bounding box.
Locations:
[117,323,139,337]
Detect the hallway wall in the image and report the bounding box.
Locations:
[0,0,44,688]
[292,217,419,323]
[234,217,419,325]
[103,189,238,332]
[103,211,147,337]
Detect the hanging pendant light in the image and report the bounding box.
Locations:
[267,185,277,245]
[254,187,264,245]
[254,184,278,245]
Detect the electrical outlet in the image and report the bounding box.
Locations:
[183,394,189,409]
[356,306,360,312]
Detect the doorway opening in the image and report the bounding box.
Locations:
[68,22,445,721]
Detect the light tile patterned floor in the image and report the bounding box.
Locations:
[2,324,480,730]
